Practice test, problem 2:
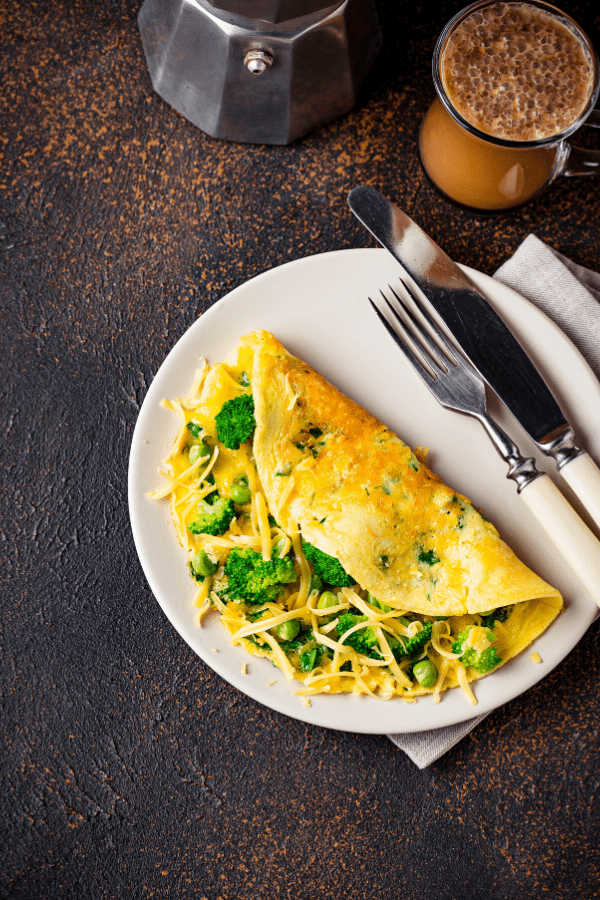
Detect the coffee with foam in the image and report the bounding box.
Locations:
[440,2,594,142]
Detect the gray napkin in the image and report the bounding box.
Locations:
[387,234,600,768]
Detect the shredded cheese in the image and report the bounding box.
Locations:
[432,658,449,704]
[160,398,186,421]
[432,620,463,659]
[166,424,190,461]
[257,631,295,680]
[374,626,413,688]
[254,491,272,560]
[291,531,312,606]
[274,475,296,520]
[228,608,305,641]
[180,362,208,408]
[193,578,212,608]
[455,662,478,705]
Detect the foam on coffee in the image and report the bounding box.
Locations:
[440,2,594,142]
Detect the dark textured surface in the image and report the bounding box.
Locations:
[2,1,600,897]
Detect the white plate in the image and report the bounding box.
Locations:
[128,248,600,734]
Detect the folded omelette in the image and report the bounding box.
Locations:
[151,330,562,705]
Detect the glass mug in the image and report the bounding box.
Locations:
[419,0,600,211]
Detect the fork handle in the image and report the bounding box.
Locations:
[557,452,600,535]
[520,473,600,609]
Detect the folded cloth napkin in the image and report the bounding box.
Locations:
[387,234,600,768]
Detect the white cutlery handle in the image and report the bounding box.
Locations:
[558,451,600,534]
[520,474,600,609]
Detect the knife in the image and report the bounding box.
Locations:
[348,185,600,533]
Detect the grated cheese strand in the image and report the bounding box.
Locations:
[180,362,208,408]
[166,424,190,461]
[274,475,296,521]
[256,631,295,680]
[301,670,362,687]
[160,398,186,422]
[171,493,190,551]
[374,626,412,688]
[254,491,272,560]
[192,577,212,608]
[340,588,410,630]
[312,621,391,668]
[455,662,478,705]
[149,446,220,501]
[432,620,463,659]
[174,480,214,508]
[432,658,449,704]
[229,608,306,641]
[291,531,312,606]
[197,601,211,624]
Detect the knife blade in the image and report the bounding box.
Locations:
[348,184,600,532]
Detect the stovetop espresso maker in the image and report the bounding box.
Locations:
[138,0,381,144]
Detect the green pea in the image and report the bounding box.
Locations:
[190,549,218,578]
[273,619,300,642]
[230,476,251,505]
[189,442,211,465]
[317,591,338,610]
[310,574,323,594]
[412,659,437,688]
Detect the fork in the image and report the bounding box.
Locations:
[370,279,600,609]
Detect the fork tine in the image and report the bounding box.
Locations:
[380,285,450,373]
[396,277,459,364]
[369,285,489,420]
[368,298,435,386]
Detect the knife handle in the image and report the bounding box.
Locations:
[558,452,600,535]
[520,473,600,609]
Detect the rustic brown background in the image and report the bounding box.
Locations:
[2,1,599,897]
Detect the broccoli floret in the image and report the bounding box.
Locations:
[336,614,433,662]
[395,621,433,659]
[221,547,296,605]
[215,394,256,449]
[188,496,235,536]
[302,540,355,587]
[374,621,432,661]
[479,606,511,629]
[336,613,383,660]
[452,626,502,673]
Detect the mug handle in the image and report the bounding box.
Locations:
[562,109,600,176]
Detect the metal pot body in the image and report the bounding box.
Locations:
[206,0,340,24]
[138,0,382,145]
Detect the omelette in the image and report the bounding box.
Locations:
[150,330,562,705]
